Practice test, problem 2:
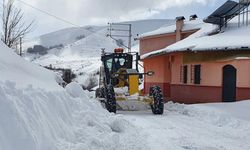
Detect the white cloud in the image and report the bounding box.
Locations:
[15,0,215,36]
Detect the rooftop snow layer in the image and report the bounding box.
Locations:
[166,25,250,52]
[141,22,219,59]
[142,14,250,59]
[139,20,205,39]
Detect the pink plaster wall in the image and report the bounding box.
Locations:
[170,53,183,84]
[171,53,250,88]
[140,34,176,55]
[144,55,170,83]
[140,31,197,56]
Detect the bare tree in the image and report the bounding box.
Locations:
[1,0,33,48]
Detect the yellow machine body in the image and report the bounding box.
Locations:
[128,75,139,95]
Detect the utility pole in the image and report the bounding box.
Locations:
[19,37,22,56]
[128,24,132,53]
[107,23,132,53]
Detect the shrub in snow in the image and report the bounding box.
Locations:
[27,45,48,55]
[75,34,86,40]
[48,44,64,49]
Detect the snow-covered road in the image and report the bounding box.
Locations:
[118,102,250,150]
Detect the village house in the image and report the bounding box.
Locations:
[139,0,250,103]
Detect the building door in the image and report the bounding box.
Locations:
[222,65,237,102]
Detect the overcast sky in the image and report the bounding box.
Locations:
[14,0,227,37]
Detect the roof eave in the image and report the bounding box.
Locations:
[142,47,250,60]
[139,28,200,40]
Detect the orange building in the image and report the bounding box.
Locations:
[139,13,250,103]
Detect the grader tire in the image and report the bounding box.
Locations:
[95,87,105,98]
[150,86,164,115]
[105,85,116,113]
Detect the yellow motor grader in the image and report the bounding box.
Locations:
[95,48,164,114]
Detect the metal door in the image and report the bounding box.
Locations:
[222,65,237,102]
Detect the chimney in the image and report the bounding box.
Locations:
[175,16,185,42]
[189,14,198,21]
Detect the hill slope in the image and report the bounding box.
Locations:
[24,19,174,87]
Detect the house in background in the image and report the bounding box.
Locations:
[139,0,250,103]
[139,15,202,100]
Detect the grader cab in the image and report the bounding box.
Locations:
[96,48,164,114]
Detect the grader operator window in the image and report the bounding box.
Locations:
[106,59,113,71]
[101,53,133,85]
[114,58,126,69]
[105,58,125,72]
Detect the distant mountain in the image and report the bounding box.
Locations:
[24,19,174,88]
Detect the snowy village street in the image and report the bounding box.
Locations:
[116,102,250,150]
[1,0,250,150]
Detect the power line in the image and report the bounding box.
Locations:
[13,0,125,51]
[15,0,106,44]
[16,0,81,27]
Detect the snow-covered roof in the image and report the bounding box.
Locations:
[139,20,205,39]
[141,22,219,59]
[167,25,250,52]
[142,17,250,59]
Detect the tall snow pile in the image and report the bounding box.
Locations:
[0,42,147,150]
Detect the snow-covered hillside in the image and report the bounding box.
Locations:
[24,19,174,87]
[24,26,104,49]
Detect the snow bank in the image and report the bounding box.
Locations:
[0,81,149,150]
[0,81,75,150]
[200,100,250,121]
[0,42,148,150]
[0,42,61,90]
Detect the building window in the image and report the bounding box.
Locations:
[194,65,201,84]
[180,65,188,84]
